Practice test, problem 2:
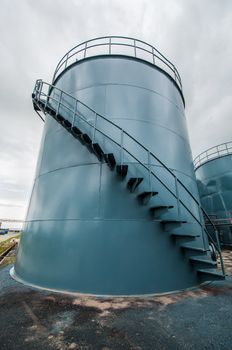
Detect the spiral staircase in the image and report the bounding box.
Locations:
[31,79,225,285]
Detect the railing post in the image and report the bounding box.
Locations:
[56,91,63,116]
[215,228,225,275]
[175,177,181,220]
[152,47,155,64]
[37,80,43,101]
[199,205,207,250]
[92,112,97,143]
[109,37,111,54]
[120,129,124,166]
[174,70,177,82]
[72,100,77,127]
[134,40,136,57]
[64,54,69,68]
[147,151,152,192]
[84,42,87,58]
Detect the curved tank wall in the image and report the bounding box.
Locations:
[195,154,232,247]
[13,53,209,295]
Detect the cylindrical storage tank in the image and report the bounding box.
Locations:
[12,37,221,295]
[195,142,232,248]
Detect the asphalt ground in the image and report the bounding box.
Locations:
[0,263,232,350]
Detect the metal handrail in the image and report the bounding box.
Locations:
[194,141,232,170]
[202,208,225,274]
[52,36,182,92]
[33,79,225,275]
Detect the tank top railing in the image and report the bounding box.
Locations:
[33,79,225,275]
[52,36,182,93]
[194,141,232,170]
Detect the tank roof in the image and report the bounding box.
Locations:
[52,36,182,92]
[194,141,232,170]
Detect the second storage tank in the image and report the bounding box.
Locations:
[195,142,232,247]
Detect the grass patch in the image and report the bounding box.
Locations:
[0,235,20,255]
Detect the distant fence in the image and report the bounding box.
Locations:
[0,219,24,231]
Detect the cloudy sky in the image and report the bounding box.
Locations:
[0,0,231,222]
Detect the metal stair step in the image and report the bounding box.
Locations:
[150,206,174,218]
[38,99,46,107]
[181,244,207,253]
[197,268,225,280]
[170,232,200,238]
[71,126,83,137]
[189,257,217,267]
[62,119,72,129]
[116,165,128,177]
[33,102,41,111]
[43,104,56,115]
[150,206,174,213]
[162,220,187,225]
[127,178,144,192]
[92,143,104,159]
[105,153,116,169]
[56,114,65,123]
[81,133,92,144]
[138,191,158,204]
[44,105,55,115]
